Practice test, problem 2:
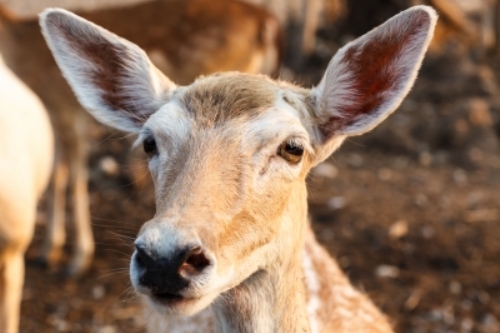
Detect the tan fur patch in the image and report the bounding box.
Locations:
[180,73,277,126]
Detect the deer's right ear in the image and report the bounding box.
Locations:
[40,8,176,133]
[308,6,437,164]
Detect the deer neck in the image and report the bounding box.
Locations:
[212,186,311,333]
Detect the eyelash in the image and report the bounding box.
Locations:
[143,135,157,157]
[277,138,304,164]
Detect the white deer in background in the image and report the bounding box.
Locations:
[41,6,437,333]
[0,56,54,333]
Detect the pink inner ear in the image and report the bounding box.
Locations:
[52,17,143,124]
[320,10,431,138]
[77,41,142,123]
[80,41,133,112]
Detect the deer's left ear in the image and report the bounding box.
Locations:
[309,6,437,162]
[40,8,176,133]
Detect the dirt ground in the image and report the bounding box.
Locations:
[21,137,500,333]
[16,3,500,333]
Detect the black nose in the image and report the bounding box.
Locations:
[135,244,211,296]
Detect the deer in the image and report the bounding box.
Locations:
[0,56,54,333]
[0,0,281,276]
[243,0,346,63]
[41,5,437,333]
[409,0,496,53]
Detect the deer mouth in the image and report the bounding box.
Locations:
[145,288,219,316]
[151,292,185,304]
[148,291,207,309]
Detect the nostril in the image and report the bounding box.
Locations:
[180,246,211,276]
[135,244,155,268]
[186,248,210,270]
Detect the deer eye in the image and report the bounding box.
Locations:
[143,136,157,156]
[278,140,303,164]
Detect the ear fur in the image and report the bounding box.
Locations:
[311,6,437,143]
[40,8,176,132]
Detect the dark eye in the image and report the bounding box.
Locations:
[278,140,304,164]
[143,136,157,156]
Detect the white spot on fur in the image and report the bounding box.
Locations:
[145,307,214,333]
[145,101,191,143]
[135,223,182,259]
[302,248,320,333]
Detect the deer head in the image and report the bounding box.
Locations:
[40,6,436,317]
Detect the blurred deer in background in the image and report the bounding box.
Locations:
[0,56,54,333]
[0,0,281,276]
[411,0,497,53]
[42,5,436,333]
[243,0,346,64]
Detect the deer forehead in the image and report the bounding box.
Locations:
[144,73,314,152]
[180,73,278,124]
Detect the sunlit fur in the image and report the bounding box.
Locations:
[41,6,437,333]
[0,56,54,333]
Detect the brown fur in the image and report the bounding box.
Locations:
[83,0,282,82]
[303,226,392,332]
[181,73,277,126]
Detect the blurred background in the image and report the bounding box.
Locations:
[0,0,499,332]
